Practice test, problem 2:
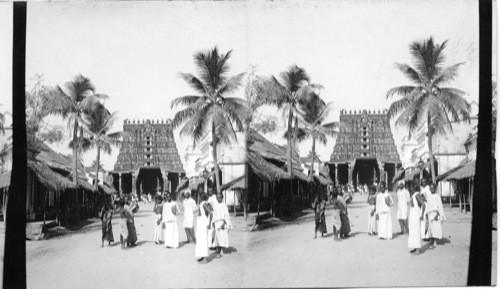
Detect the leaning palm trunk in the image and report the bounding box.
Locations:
[212,120,221,195]
[94,146,101,191]
[286,110,293,214]
[309,136,316,198]
[427,115,437,184]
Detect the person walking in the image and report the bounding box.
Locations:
[331,191,342,239]
[211,193,233,255]
[396,181,411,235]
[116,199,130,250]
[367,186,377,236]
[375,182,393,240]
[408,182,426,254]
[163,193,180,249]
[153,195,164,245]
[338,191,351,238]
[425,183,446,249]
[183,191,197,244]
[195,193,213,263]
[100,203,114,247]
[312,195,327,238]
[124,197,138,246]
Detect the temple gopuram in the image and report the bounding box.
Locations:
[112,119,184,199]
[328,109,401,191]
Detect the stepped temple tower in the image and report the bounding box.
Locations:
[112,119,184,198]
[328,109,401,191]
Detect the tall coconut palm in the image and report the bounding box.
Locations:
[48,74,108,187]
[387,37,471,184]
[257,65,323,177]
[171,47,249,195]
[82,104,122,191]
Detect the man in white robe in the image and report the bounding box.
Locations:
[396,181,411,234]
[207,188,217,249]
[425,183,446,248]
[211,193,233,255]
[375,182,393,240]
[420,178,431,240]
[162,193,180,248]
[183,191,197,244]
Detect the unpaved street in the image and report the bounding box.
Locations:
[0,192,496,288]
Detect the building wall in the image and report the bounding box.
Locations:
[0,127,13,173]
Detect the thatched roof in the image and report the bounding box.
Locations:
[221,175,246,191]
[0,171,11,189]
[28,160,77,192]
[444,160,475,181]
[247,129,287,162]
[78,179,95,191]
[98,183,116,195]
[314,174,332,185]
[293,169,309,182]
[247,151,290,182]
[437,164,464,182]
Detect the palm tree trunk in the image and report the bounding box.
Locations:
[427,115,437,184]
[286,110,293,215]
[94,146,101,191]
[212,121,221,195]
[72,120,78,186]
[310,136,316,198]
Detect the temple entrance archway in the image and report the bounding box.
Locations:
[136,167,164,198]
[352,158,380,188]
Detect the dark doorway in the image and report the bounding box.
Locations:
[337,163,349,185]
[136,167,164,198]
[352,158,379,188]
[384,162,396,191]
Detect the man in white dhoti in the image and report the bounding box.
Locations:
[162,193,180,249]
[396,181,411,235]
[183,191,197,244]
[425,183,446,248]
[408,183,426,254]
[211,193,233,255]
[195,193,213,263]
[420,178,431,240]
[375,182,393,240]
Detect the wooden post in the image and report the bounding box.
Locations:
[234,190,236,217]
[449,182,452,209]
[118,173,122,197]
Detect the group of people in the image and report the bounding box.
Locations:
[366,178,446,254]
[312,189,351,239]
[100,196,138,250]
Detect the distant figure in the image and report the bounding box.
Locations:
[312,195,327,238]
[375,182,393,240]
[153,195,164,245]
[408,182,426,254]
[331,191,342,239]
[425,183,446,249]
[212,193,233,255]
[163,193,180,248]
[117,199,129,250]
[396,181,411,235]
[100,203,114,247]
[338,191,351,238]
[183,191,197,244]
[420,179,431,241]
[130,194,139,213]
[195,193,213,263]
[367,186,377,236]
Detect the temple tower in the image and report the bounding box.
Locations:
[112,119,184,198]
[328,109,401,190]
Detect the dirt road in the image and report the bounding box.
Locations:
[0,192,495,288]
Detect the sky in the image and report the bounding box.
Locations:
[0,0,486,171]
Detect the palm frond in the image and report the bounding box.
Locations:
[218,73,245,96]
[255,75,290,108]
[386,86,417,99]
[172,98,209,129]
[432,62,465,86]
[64,74,96,102]
[178,73,207,95]
[46,85,78,118]
[279,65,310,92]
[439,88,471,122]
[170,95,202,109]
[394,64,422,84]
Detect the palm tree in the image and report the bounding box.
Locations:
[48,74,108,187]
[82,103,122,191]
[257,65,323,177]
[387,37,471,184]
[171,47,249,195]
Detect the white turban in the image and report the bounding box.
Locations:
[398,180,405,185]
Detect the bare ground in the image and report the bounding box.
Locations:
[0,192,495,288]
